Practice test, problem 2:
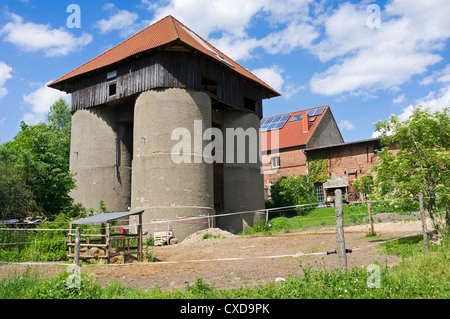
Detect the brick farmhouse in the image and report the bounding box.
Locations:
[261,106,393,203]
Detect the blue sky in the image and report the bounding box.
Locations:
[0,0,450,144]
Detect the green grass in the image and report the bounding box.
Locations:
[1,233,448,299]
[1,205,448,299]
[253,205,369,235]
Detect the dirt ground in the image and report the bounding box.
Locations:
[0,219,430,291]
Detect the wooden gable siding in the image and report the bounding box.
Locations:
[70,50,263,116]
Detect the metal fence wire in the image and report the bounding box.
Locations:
[0,194,445,266]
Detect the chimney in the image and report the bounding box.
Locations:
[302,113,310,132]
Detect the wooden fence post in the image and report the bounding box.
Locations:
[368,201,375,235]
[419,194,429,251]
[335,189,347,272]
[74,226,81,267]
[106,221,111,263]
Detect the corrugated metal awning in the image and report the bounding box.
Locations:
[70,210,144,225]
[323,176,349,189]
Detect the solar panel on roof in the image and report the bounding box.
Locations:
[273,122,284,129]
[307,109,316,116]
[260,114,291,131]
[290,114,303,122]
[313,107,325,116]
[309,117,317,122]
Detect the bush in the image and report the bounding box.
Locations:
[267,175,317,215]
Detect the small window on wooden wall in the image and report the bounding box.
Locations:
[107,70,117,99]
[107,70,117,80]
[108,82,117,97]
[244,97,256,112]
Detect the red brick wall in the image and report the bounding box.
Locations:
[262,138,397,202]
[262,147,307,184]
[308,140,382,201]
[325,141,379,178]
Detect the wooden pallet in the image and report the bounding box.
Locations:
[154,231,173,246]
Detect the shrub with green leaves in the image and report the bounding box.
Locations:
[266,174,317,215]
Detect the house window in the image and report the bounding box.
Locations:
[108,82,117,97]
[290,114,303,123]
[271,156,280,168]
[315,183,324,203]
[107,70,118,99]
[107,70,117,80]
[374,143,383,153]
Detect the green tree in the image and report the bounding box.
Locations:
[0,99,75,219]
[268,174,316,215]
[0,149,34,219]
[47,98,71,136]
[353,174,374,199]
[373,106,450,229]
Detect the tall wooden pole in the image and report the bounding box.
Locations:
[138,213,143,260]
[106,221,111,263]
[419,194,429,251]
[335,189,347,272]
[74,226,81,267]
[368,201,375,235]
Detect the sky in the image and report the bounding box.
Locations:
[0,0,450,144]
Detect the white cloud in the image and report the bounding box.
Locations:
[371,130,382,138]
[338,120,356,131]
[260,22,319,55]
[145,0,316,61]
[393,94,405,104]
[0,61,13,100]
[309,2,448,96]
[22,82,71,125]
[144,1,450,99]
[416,86,450,111]
[252,65,303,98]
[394,85,450,122]
[252,66,284,93]
[371,87,450,137]
[148,0,267,38]
[420,64,450,85]
[209,36,259,61]
[0,13,92,57]
[95,7,140,38]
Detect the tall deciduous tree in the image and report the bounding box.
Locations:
[0,99,75,219]
[373,106,450,229]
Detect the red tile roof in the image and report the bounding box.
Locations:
[48,15,279,97]
[261,105,332,151]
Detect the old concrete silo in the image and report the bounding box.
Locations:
[48,16,280,240]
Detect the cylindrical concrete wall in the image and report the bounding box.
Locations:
[69,107,132,212]
[131,88,214,241]
[218,110,265,233]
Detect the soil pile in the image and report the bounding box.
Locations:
[180,228,236,245]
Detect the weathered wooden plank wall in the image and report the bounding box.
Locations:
[70,50,264,116]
